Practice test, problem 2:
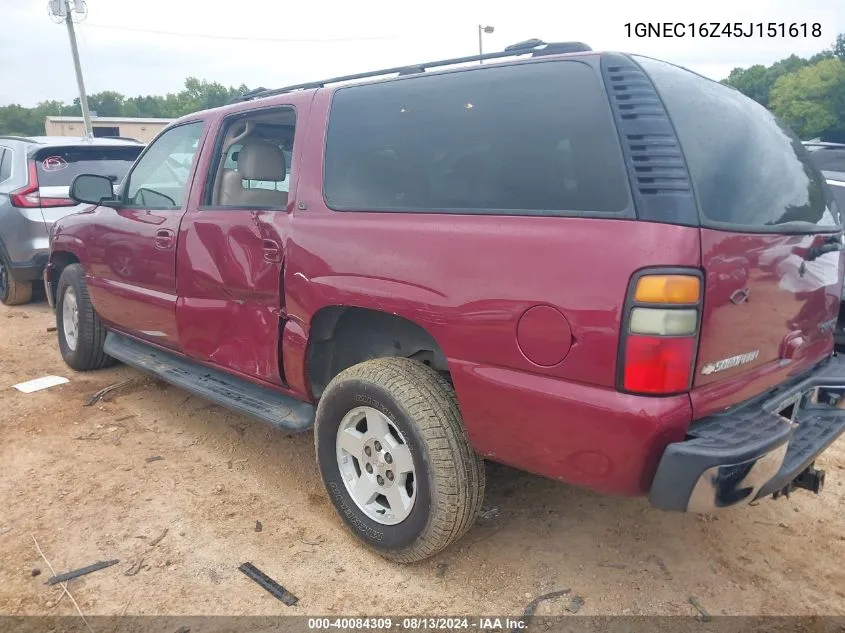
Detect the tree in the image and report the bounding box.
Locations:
[83,91,126,117]
[724,54,809,108]
[835,33,845,60]
[0,77,252,135]
[770,58,845,139]
[724,64,770,105]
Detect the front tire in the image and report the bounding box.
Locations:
[56,264,115,371]
[315,357,485,563]
[0,255,33,306]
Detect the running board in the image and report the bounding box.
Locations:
[103,332,314,432]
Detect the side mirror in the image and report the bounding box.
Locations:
[70,174,116,206]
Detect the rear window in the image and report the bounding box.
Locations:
[636,56,839,232]
[324,61,630,216]
[33,146,142,187]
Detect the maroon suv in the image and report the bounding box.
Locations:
[45,40,845,562]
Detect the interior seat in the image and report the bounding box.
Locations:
[219,140,289,207]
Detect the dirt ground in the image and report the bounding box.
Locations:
[1,300,845,618]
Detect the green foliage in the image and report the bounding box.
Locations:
[723,33,845,139]
[770,58,845,139]
[0,77,250,136]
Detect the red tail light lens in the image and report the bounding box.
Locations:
[9,161,40,208]
[8,160,74,208]
[619,271,702,396]
[623,335,696,394]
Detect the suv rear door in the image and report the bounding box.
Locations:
[638,56,844,417]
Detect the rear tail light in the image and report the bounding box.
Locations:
[620,271,702,395]
[9,160,74,208]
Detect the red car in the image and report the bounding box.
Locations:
[46,40,845,562]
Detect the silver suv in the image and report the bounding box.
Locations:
[0,136,143,305]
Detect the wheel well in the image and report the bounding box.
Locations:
[48,251,80,304]
[306,307,449,399]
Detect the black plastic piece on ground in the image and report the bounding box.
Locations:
[47,559,119,585]
[512,589,571,633]
[103,332,314,432]
[238,562,298,606]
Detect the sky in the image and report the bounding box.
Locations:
[0,0,842,107]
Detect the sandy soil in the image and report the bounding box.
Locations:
[1,300,844,618]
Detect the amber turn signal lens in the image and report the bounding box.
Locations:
[634,275,700,304]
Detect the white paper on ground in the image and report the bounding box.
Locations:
[13,375,69,393]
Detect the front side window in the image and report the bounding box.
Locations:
[125,122,204,209]
[324,61,630,216]
[205,107,297,209]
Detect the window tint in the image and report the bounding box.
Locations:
[637,56,838,232]
[0,148,10,182]
[34,146,142,187]
[324,61,629,215]
[126,122,203,209]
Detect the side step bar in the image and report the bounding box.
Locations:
[103,332,314,432]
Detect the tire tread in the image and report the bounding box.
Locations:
[57,264,115,371]
[316,357,485,563]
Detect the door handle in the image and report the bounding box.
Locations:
[154,229,175,250]
[262,239,282,264]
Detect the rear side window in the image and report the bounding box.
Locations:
[637,56,838,232]
[324,61,630,216]
[33,146,143,187]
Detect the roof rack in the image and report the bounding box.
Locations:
[233,39,592,103]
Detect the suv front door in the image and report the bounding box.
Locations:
[86,121,205,348]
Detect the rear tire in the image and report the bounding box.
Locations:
[56,264,115,371]
[0,255,33,306]
[315,357,485,563]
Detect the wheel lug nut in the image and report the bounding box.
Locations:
[376,475,385,486]
[386,471,394,481]
[374,441,382,452]
[365,463,373,474]
[364,446,372,456]
[384,453,393,464]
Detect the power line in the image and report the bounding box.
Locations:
[82,23,402,43]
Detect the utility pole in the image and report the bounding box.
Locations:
[51,0,92,138]
[478,25,494,63]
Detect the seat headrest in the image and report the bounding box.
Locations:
[237,140,286,181]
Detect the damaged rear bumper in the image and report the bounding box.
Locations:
[650,355,845,512]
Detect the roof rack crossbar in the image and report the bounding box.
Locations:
[233,40,591,102]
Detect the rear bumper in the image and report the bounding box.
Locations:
[650,355,845,512]
[9,253,49,281]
